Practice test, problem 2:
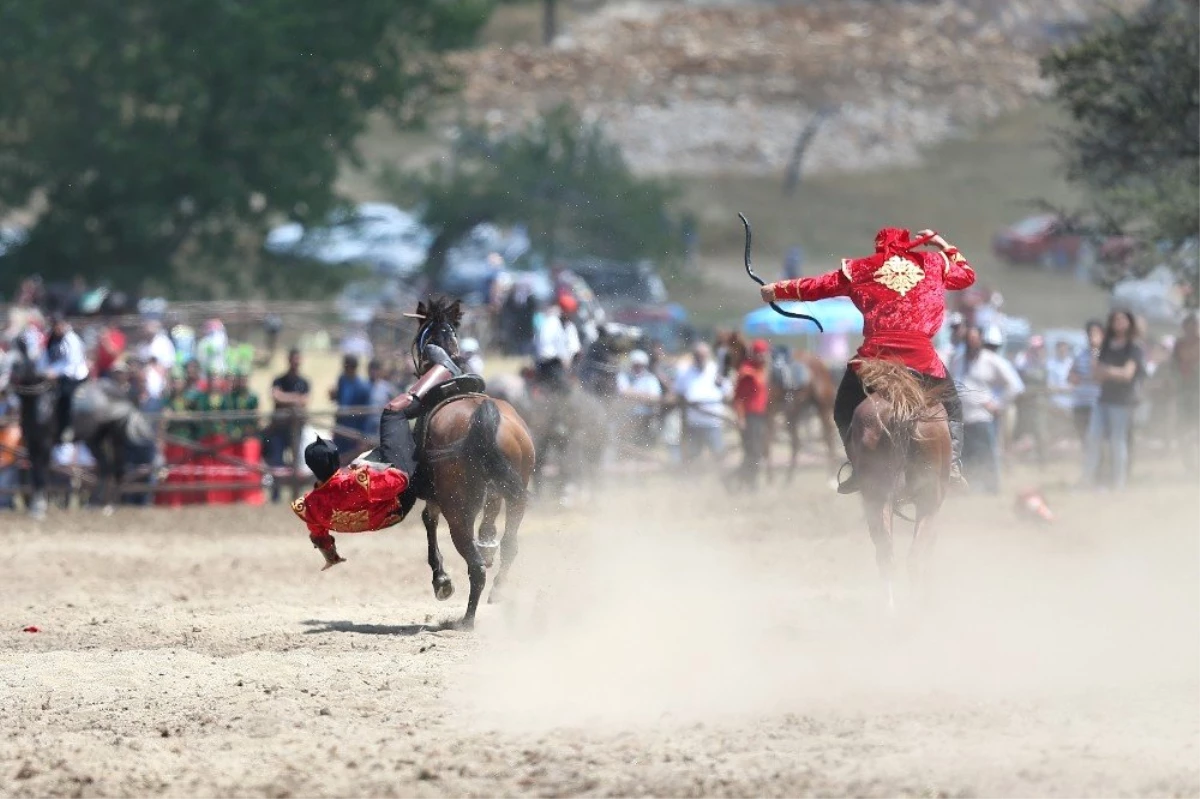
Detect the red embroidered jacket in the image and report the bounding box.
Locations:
[773,248,975,378]
[291,464,409,549]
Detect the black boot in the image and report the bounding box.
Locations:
[423,344,463,377]
[949,420,969,491]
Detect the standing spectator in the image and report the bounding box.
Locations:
[1082,310,1144,491]
[732,339,770,490]
[1172,313,1199,467]
[196,319,228,378]
[220,370,259,443]
[533,301,575,391]
[1068,320,1105,446]
[363,359,396,444]
[673,342,727,464]
[949,326,1025,494]
[1046,339,1077,416]
[330,354,371,458]
[94,323,127,378]
[140,320,177,374]
[1014,336,1051,465]
[459,337,485,376]
[264,348,310,502]
[616,349,663,448]
[40,313,90,443]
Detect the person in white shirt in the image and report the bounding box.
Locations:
[459,337,485,376]
[196,319,229,376]
[40,314,91,442]
[140,320,177,374]
[617,349,663,447]
[948,326,1025,494]
[533,302,578,391]
[673,342,727,463]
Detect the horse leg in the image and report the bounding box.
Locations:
[820,406,838,474]
[477,490,503,569]
[489,490,527,605]
[909,494,943,610]
[422,503,454,602]
[446,506,486,630]
[864,495,897,615]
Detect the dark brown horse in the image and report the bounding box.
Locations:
[848,359,951,614]
[721,331,838,481]
[410,298,537,629]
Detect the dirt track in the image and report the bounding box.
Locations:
[3,465,1198,798]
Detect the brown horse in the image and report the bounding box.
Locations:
[848,359,951,614]
[721,332,838,481]
[410,298,537,629]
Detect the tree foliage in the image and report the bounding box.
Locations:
[1041,0,1200,301]
[0,0,495,297]
[389,104,680,278]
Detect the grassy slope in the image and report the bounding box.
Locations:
[675,105,1107,331]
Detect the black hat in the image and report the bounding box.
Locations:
[304,436,340,484]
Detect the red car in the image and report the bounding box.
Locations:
[992,214,1134,268]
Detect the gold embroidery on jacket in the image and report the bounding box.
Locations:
[329,509,372,532]
[873,255,925,296]
[291,498,307,520]
[355,467,370,487]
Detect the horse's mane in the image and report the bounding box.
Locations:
[415,296,463,330]
[856,359,950,440]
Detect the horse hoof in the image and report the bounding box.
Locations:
[456,617,475,632]
[102,505,115,517]
[433,578,454,602]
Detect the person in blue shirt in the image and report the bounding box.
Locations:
[329,354,372,459]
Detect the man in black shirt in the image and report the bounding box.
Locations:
[264,348,310,502]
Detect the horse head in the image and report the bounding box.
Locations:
[410,296,464,374]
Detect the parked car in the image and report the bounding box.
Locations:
[1112,264,1189,325]
[610,303,696,353]
[565,257,667,308]
[992,214,1135,269]
[265,202,433,276]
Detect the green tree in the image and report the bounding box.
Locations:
[0,0,495,297]
[1041,0,1200,303]
[390,104,679,279]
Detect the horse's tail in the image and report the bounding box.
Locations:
[464,398,527,501]
[856,359,948,440]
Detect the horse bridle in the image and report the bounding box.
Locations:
[411,319,458,373]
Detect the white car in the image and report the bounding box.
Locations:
[1112,264,1187,324]
[265,202,433,276]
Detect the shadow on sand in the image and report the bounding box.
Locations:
[299,619,458,636]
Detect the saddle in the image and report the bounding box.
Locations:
[421,373,486,412]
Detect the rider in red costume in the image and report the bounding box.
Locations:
[292,344,481,568]
[759,228,975,494]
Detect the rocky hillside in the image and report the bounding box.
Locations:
[450,0,1144,176]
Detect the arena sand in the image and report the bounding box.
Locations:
[2,463,1197,797]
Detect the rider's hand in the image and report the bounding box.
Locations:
[760,284,777,303]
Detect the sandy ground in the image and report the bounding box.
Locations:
[3,462,1198,798]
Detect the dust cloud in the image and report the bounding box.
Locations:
[452,476,1199,735]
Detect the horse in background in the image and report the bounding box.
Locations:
[721,331,838,481]
[70,378,156,514]
[848,359,951,614]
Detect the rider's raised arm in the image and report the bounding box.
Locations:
[940,246,976,291]
[773,266,851,302]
